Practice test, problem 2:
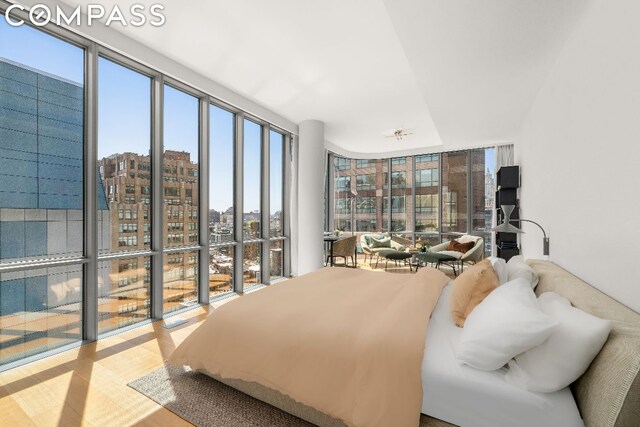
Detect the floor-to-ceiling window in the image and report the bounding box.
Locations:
[0,12,292,368]
[0,18,85,364]
[209,105,235,298]
[162,85,199,313]
[333,156,352,232]
[327,148,495,255]
[354,159,383,232]
[441,151,469,237]
[97,57,152,334]
[415,154,440,247]
[390,157,411,235]
[472,147,495,255]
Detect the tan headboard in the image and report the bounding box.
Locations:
[528,260,640,427]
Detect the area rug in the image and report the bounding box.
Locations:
[129,365,452,427]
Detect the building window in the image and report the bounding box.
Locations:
[334,157,350,170]
[355,159,375,169]
[356,174,376,191]
[335,176,351,191]
[383,196,405,213]
[335,198,351,215]
[416,168,439,187]
[356,197,376,213]
[164,187,179,197]
[415,154,437,163]
[416,194,437,213]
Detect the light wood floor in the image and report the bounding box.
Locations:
[0,296,236,427]
[0,262,454,427]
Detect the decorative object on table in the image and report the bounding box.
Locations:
[416,238,428,252]
[333,229,342,237]
[493,205,550,256]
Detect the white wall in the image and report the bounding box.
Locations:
[517,0,640,313]
[293,120,325,276]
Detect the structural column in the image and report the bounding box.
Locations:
[294,120,325,275]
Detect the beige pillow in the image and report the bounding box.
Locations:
[450,259,499,327]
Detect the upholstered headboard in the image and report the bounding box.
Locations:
[528,260,640,427]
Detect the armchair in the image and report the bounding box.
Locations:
[327,236,358,267]
[359,233,407,265]
[430,235,485,272]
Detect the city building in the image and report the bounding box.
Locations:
[0,58,110,363]
[99,150,202,316]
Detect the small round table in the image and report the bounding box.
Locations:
[375,249,414,271]
[413,252,459,276]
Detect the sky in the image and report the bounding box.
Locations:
[0,17,282,214]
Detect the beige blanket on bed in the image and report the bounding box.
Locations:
[168,267,448,427]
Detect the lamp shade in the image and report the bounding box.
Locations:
[492,205,524,234]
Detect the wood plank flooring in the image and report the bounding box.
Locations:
[0,296,237,427]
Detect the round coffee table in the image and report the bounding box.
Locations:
[375,249,414,271]
[413,252,459,276]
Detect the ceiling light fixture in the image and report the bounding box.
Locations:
[384,128,413,141]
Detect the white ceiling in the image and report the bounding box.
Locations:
[61,0,588,155]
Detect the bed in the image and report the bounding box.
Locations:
[169,260,640,427]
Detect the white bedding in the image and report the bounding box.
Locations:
[421,284,584,427]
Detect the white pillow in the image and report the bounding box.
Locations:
[507,255,539,289]
[505,292,612,392]
[456,278,557,371]
[457,235,480,244]
[487,257,508,285]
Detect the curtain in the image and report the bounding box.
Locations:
[496,144,515,170]
[492,144,515,256]
[289,135,299,276]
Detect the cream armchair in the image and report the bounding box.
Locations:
[429,235,485,271]
[360,233,408,265]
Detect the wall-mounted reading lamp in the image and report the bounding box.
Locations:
[493,205,550,256]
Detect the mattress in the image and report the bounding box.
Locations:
[421,284,584,427]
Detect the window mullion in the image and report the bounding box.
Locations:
[198,97,210,304]
[233,113,245,293]
[261,126,270,284]
[283,134,292,277]
[150,75,164,319]
[83,42,99,342]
